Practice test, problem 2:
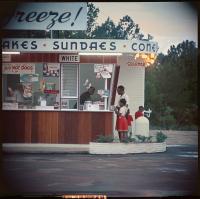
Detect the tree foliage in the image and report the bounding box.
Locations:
[55,4,145,40]
[91,17,117,39]
[145,40,198,130]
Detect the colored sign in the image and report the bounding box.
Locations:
[20,74,39,82]
[2,63,35,74]
[2,39,159,54]
[44,90,59,94]
[127,57,146,67]
[3,2,87,30]
[43,63,60,77]
[23,83,32,98]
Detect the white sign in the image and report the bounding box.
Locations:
[2,39,159,54]
[94,64,113,73]
[2,63,35,74]
[94,64,104,73]
[3,2,87,30]
[94,64,113,79]
[59,54,80,62]
[43,63,60,77]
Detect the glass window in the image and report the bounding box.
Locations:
[2,62,60,110]
[61,64,78,98]
[79,64,114,111]
[2,60,116,111]
[61,64,78,110]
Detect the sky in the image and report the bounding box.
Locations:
[92,2,198,55]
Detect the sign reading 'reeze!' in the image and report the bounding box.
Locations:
[2,39,159,54]
[4,2,87,30]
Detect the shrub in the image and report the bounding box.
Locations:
[156,131,167,143]
[120,137,136,143]
[135,135,153,143]
[95,135,114,143]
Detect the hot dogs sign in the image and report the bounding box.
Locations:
[2,63,35,74]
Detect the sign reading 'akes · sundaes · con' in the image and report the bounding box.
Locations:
[3,2,87,30]
[2,39,159,54]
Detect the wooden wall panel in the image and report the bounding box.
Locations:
[15,111,25,143]
[58,112,71,143]
[31,112,39,143]
[2,111,25,143]
[77,112,92,144]
[2,111,113,144]
[104,112,114,136]
[24,112,32,143]
[91,113,105,141]
[49,112,59,143]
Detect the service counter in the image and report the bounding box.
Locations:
[2,110,114,144]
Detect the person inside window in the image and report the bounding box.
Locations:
[80,86,95,105]
[74,86,95,109]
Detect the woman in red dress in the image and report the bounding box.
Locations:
[115,99,128,142]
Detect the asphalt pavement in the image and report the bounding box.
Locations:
[1,145,199,198]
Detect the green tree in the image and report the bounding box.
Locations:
[145,40,198,130]
[115,15,143,40]
[91,17,117,39]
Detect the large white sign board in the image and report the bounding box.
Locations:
[2,39,159,54]
[3,2,87,30]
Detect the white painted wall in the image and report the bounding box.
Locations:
[113,54,145,137]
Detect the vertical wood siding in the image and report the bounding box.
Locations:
[2,111,113,144]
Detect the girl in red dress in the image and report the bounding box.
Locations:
[115,98,128,142]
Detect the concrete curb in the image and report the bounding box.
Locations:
[2,143,196,154]
[2,143,89,153]
[89,142,167,154]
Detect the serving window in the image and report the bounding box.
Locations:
[2,60,118,111]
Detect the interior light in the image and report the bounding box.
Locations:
[2,51,20,54]
[79,52,122,56]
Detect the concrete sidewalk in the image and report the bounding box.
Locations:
[2,130,198,153]
[2,143,89,153]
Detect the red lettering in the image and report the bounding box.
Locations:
[21,65,33,70]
